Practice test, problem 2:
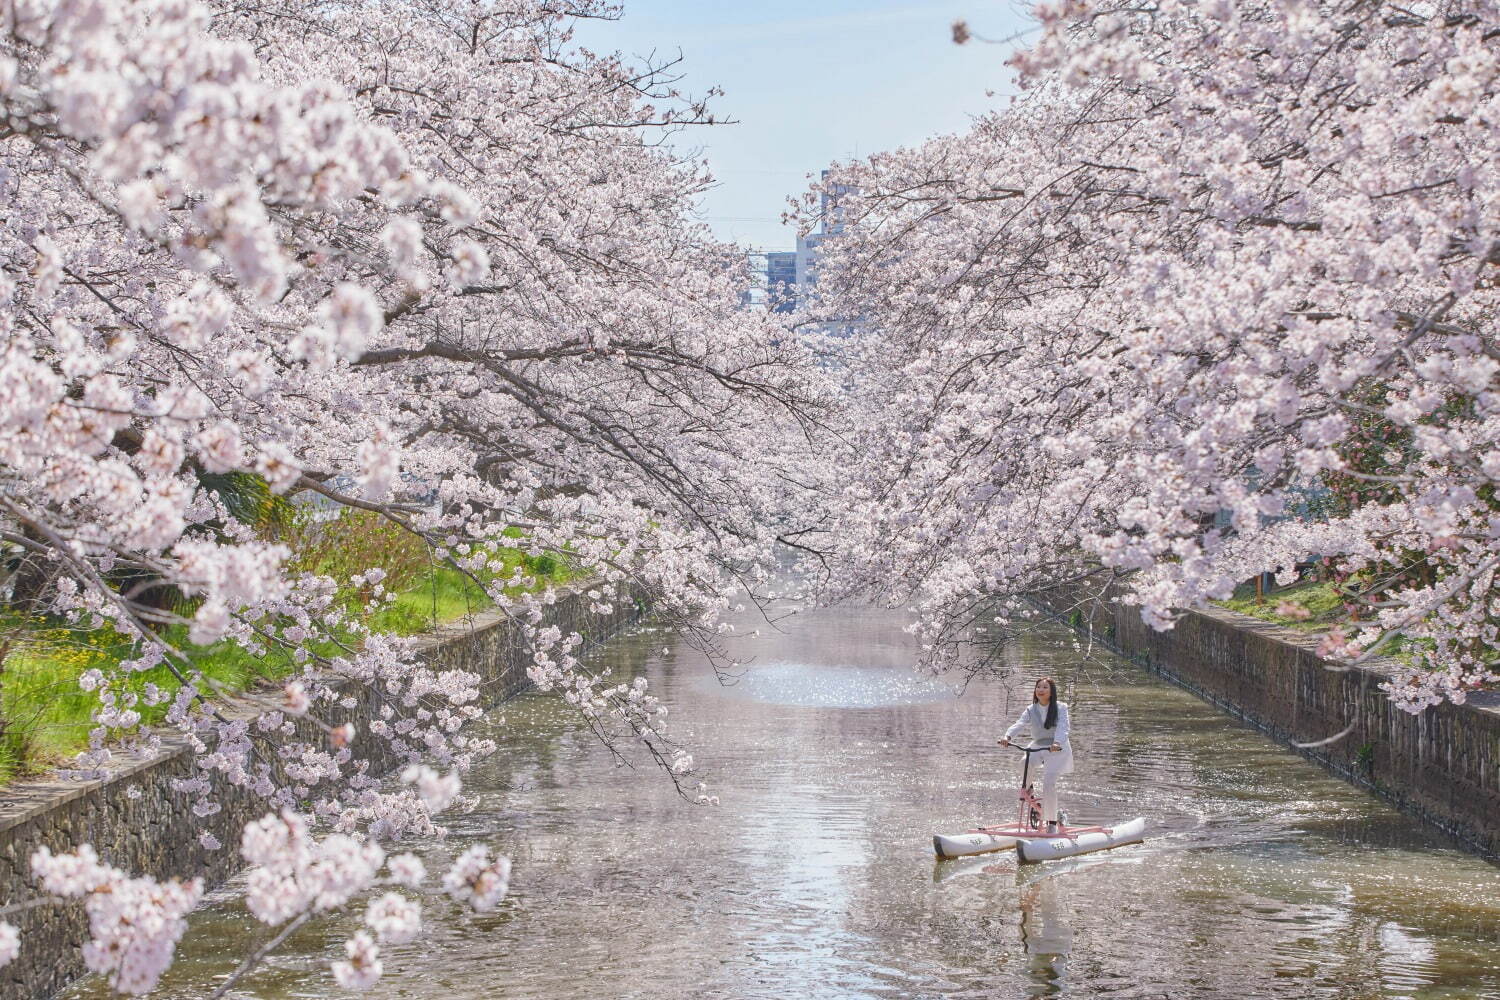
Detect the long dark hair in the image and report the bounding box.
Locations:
[1033,677,1059,730]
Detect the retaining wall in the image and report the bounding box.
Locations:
[0,590,645,1000]
[1042,586,1500,859]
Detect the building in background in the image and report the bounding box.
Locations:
[741,249,799,312]
[794,170,854,307]
[765,252,797,313]
[740,251,770,309]
[794,231,823,296]
[740,172,852,315]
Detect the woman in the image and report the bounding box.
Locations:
[998,677,1073,833]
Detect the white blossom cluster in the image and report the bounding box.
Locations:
[803,0,1500,711]
[2,0,828,990]
[441,845,512,914]
[0,923,20,971]
[28,846,202,995]
[228,776,482,991]
[242,810,387,923]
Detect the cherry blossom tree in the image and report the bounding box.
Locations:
[1,0,828,990]
[0,767,490,996]
[801,0,1500,712]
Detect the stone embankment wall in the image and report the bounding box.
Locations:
[0,590,645,1000]
[1042,587,1500,859]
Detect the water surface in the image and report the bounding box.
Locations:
[66,603,1500,999]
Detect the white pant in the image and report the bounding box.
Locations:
[1036,749,1071,824]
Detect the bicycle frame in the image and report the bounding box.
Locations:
[1014,746,1049,831]
[970,744,1111,840]
[934,744,1145,859]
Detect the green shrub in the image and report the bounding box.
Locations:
[282,509,434,599]
[0,513,578,783]
[1217,580,1345,631]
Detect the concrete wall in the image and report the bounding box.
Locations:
[0,590,646,1000]
[1041,586,1500,859]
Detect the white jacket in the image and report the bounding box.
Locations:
[1005,701,1074,774]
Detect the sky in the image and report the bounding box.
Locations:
[574,1,1032,251]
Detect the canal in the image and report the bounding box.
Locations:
[66,601,1500,999]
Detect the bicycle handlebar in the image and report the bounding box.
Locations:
[999,742,1061,753]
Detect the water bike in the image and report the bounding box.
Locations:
[933,744,1145,863]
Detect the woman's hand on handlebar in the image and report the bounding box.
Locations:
[1050,743,1062,752]
[997,737,1010,747]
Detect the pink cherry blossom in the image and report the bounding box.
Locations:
[331,931,383,990]
[800,0,1500,712]
[0,922,18,969]
[387,853,427,889]
[401,765,461,813]
[442,846,511,913]
[364,892,422,946]
[31,847,202,996]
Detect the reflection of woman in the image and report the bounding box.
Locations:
[1020,877,1073,958]
[998,677,1073,832]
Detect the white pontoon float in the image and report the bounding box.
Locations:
[933,746,1145,863]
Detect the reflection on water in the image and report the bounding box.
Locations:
[63,603,1500,1000]
[1020,875,1072,995]
[703,660,958,707]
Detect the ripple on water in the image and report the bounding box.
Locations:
[56,617,1500,1000]
[700,660,959,708]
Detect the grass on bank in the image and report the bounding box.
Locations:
[1214,579,1347,632]
[0,512,572,785]
[1212,578,1437,665]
